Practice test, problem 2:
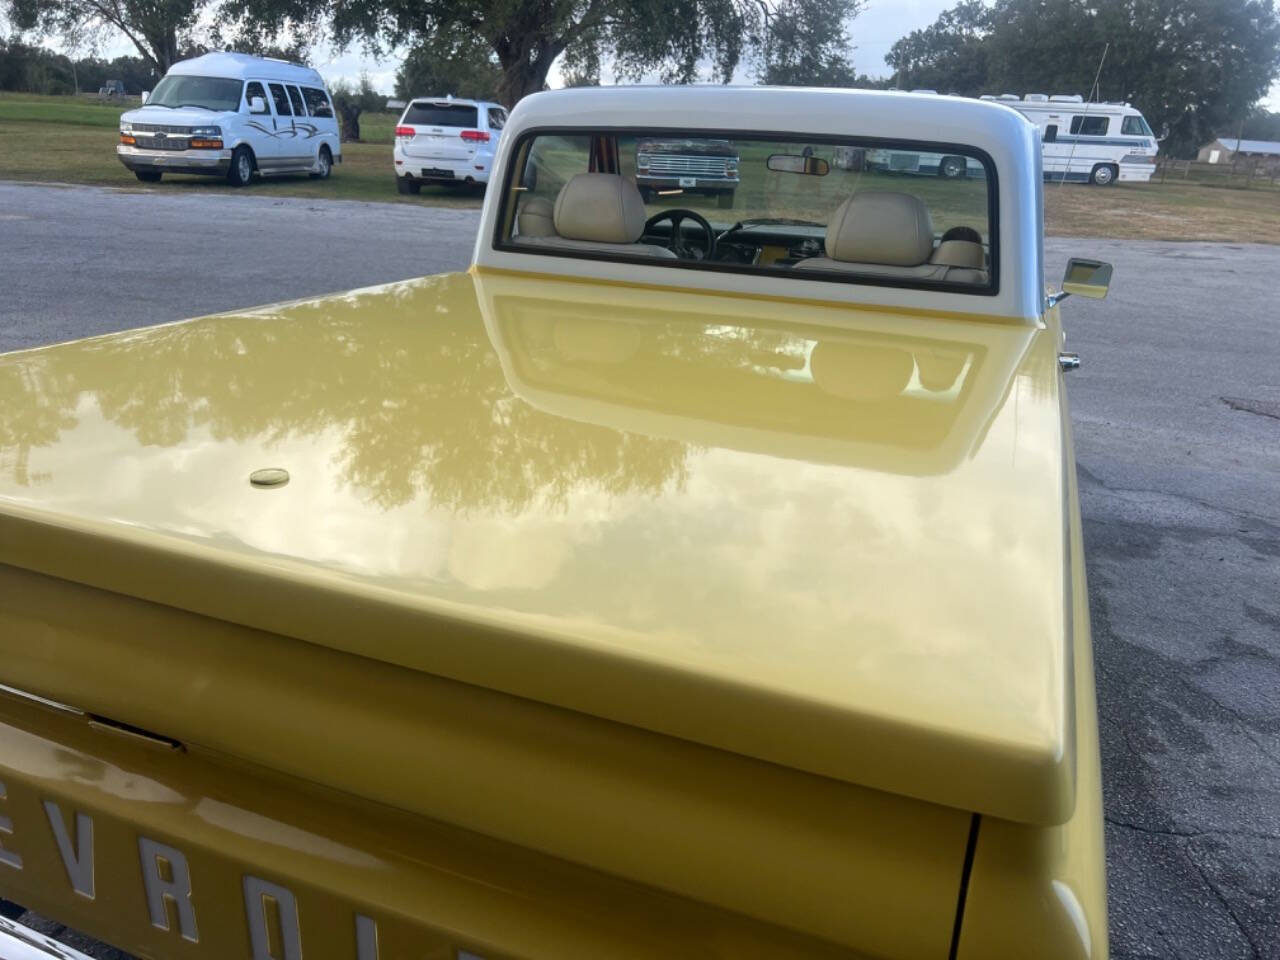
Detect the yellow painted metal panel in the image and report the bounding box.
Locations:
[0,271,1073,825]
[956,314,1108,958]
[0,695,872,959]
[0,565,971,957]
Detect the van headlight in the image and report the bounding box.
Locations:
[119,121,132,133]
[191,125,222,137]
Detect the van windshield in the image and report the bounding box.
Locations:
[148,75,244,112]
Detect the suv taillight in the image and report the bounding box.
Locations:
[395,126,415,138]
[460,130,490,142]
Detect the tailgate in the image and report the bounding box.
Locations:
[0,695,849,960]
[0,562,973,959]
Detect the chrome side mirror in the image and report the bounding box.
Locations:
[1050,258,1112,306]
[1062,258,1112,299]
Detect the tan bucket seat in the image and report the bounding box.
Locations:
[515,173,676,258]
[794,192,987,285]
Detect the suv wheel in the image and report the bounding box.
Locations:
[134,170,162,183]
[309,146,332,180]
[1089,163,1117,186]
[396,176,421,195]
[939,156,966,178]
[227,146,255,187]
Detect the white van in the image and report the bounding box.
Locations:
[864,93,1159,186]
[117,52,342,187]
[393,97,507,192]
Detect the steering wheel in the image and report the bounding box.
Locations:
[642,209,717,260]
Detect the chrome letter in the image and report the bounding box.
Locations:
[243,875,302,960]
[138,837,199,942]
[0,781,20,870]
[43,801,93,898]
[356,914,378,960]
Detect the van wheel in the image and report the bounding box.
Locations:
[396,176,420,195]
[939,156,966,178]
[134,170,162,183]
[309,146,332,180]
[227,146,255,187]
[1090,163,1117,186]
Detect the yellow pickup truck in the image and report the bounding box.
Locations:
[0,86,1111,959]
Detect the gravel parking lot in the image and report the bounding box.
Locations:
[2,181,1278,959]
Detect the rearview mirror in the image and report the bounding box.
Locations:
[1061,258,1112,299]
[767,154,829,176]
[249,96,267,114]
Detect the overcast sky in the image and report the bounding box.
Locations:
[43,0,1280,109]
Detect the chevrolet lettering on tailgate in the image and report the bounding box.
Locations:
[0,86,1112,960]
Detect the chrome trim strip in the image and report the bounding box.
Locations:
[0,915,99,960]
[0,683,83,716]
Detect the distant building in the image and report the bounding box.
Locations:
[1197,138,1280,165]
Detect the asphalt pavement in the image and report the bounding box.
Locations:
[2,181,1278,959]
[0,181,478,352]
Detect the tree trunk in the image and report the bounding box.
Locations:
[494,43,563,108]
[338,103,363,142]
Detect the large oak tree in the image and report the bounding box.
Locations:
[219,0,862,106]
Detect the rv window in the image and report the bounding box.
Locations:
[303,87,333,117]
[1043,124,1057,143]
[1121,115,1153,137]
[245,81,269,114]
[1069,115,1108,136]
[286,84,306,117]
[269,83,292,117]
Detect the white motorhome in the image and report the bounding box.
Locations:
[995,94,1158,184]
[117,52,342,186]
[864,93,1158,186]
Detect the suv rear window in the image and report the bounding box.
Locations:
[404,103,479,127]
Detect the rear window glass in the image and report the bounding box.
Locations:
[1069,116,1108,136]
[501,130,996,295]
[404,103,479,128]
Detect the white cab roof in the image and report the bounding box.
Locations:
[167,52,326,87]
[475,86,1047,321]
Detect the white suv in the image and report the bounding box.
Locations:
[394,97,507,193]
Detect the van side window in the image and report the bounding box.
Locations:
[303,87,333,118]
[1043,124,1057,143]
[245,81,269,114]
[269,83,292,117]
[488,107,507,130]
[286,84,306,117]
[1069,115,1108,136]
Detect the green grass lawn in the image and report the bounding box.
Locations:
[0,92,482,207]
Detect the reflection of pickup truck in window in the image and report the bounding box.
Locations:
[635,137,739,207]
[0,86,1113,960]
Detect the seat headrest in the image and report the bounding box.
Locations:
[517,196,556,237]
[930,239,985,269]
[554,173,647,244]
[825,192,934,266]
